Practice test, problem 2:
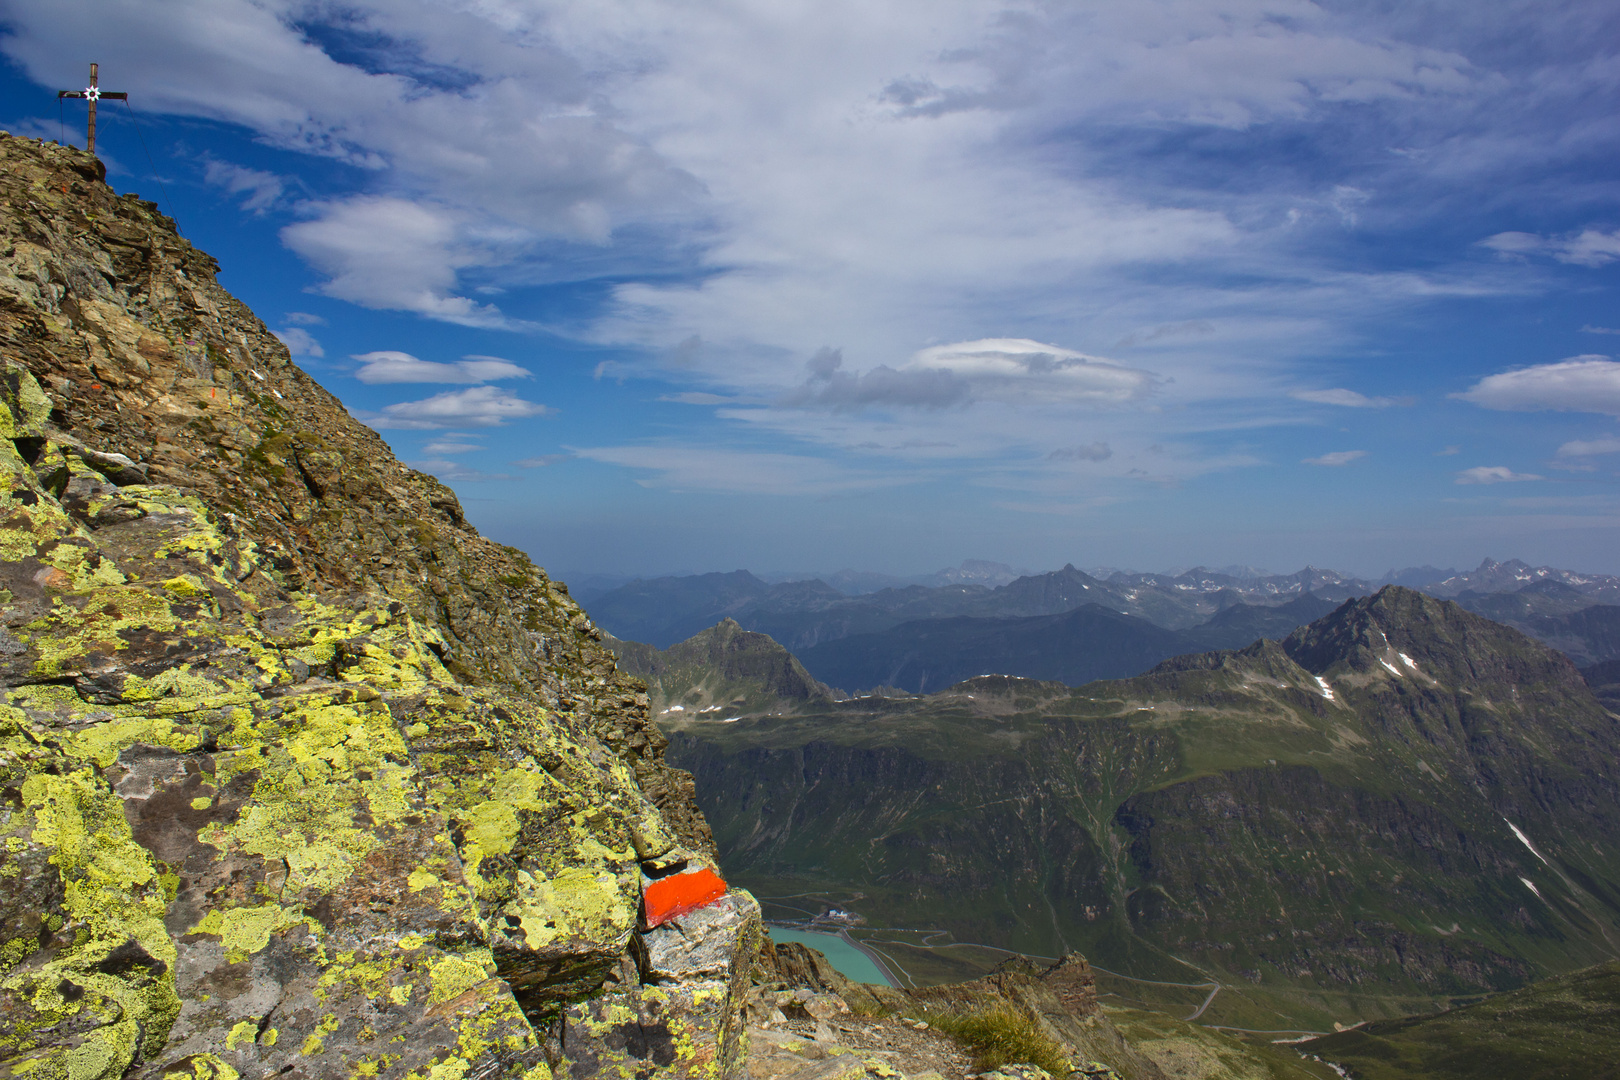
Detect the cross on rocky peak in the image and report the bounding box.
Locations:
[58,63,127,155]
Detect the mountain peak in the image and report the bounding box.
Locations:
[1283,585,1590,699]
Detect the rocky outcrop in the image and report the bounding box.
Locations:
[748,946,1163,1080]
[0,132,757,1079]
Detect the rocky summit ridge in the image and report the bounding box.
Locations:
[0,132,757,1080]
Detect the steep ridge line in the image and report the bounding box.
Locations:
[0,133,759,1080]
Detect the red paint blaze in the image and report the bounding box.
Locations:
[642,866,727,927]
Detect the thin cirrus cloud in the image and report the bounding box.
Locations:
[368,387,552,430]
[569,445,898,496]
[1304,450,1367,466]
[1454,356,1620,415]
[1049,442,1113,462]
[1479,228,1620,268]
[352,351,530,385]
[1290,388,1409,408]
[1456,466,1543,484]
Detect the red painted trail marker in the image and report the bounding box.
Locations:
[642,866,727,928]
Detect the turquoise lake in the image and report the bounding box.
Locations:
[767,927,895,987]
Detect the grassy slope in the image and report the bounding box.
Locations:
[1297,960,1620,1080]
[1104,1007,1342,1080]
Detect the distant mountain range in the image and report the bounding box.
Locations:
[586,558,1620,690]
[794,594,1345,695]
[660,588,1620,1031]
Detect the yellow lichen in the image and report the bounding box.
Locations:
[427,952,491,1005]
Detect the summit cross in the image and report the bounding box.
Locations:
[58,63,128,155]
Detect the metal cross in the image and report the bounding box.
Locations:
[58,63,128,155]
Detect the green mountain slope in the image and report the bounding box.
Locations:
[605,618,839,715]
[1297,960,1620,1079]
[663,588,1620,1029]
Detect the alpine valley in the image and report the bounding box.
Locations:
[634,587,1620,1038]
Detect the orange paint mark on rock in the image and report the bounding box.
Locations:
[643,866,727,928]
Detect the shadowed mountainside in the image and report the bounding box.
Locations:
[606,618,839,716]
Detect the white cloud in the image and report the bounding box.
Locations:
[514,454,572,468]
[282,198,519,328]
[1581,325,1620,336]
[283,311,326,326]
[1291,388,1407,408]
[422,440,484,455]
[369,386,552,429]
[273,327,324,358]
[1455,356,1620,415]
[1456,466,1543,484]
[1304,450,1367,466]
[352,350,530,384]
[1480,228,1620,267]
[1557,436,1620,457]
[202,159,286,213]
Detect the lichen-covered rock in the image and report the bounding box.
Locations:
[558,892,761,1079]
[0,132,757,1080]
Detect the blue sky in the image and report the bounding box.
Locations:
[4,0,1620,579]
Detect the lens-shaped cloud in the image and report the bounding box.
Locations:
[1304,450,1367,466]
[1558,436,1620,457]
[1455,356,1620,415]
[352,350,530,384]
[782,339,1156,412]
[369,386,552,429]
[1455,465,1543,484]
